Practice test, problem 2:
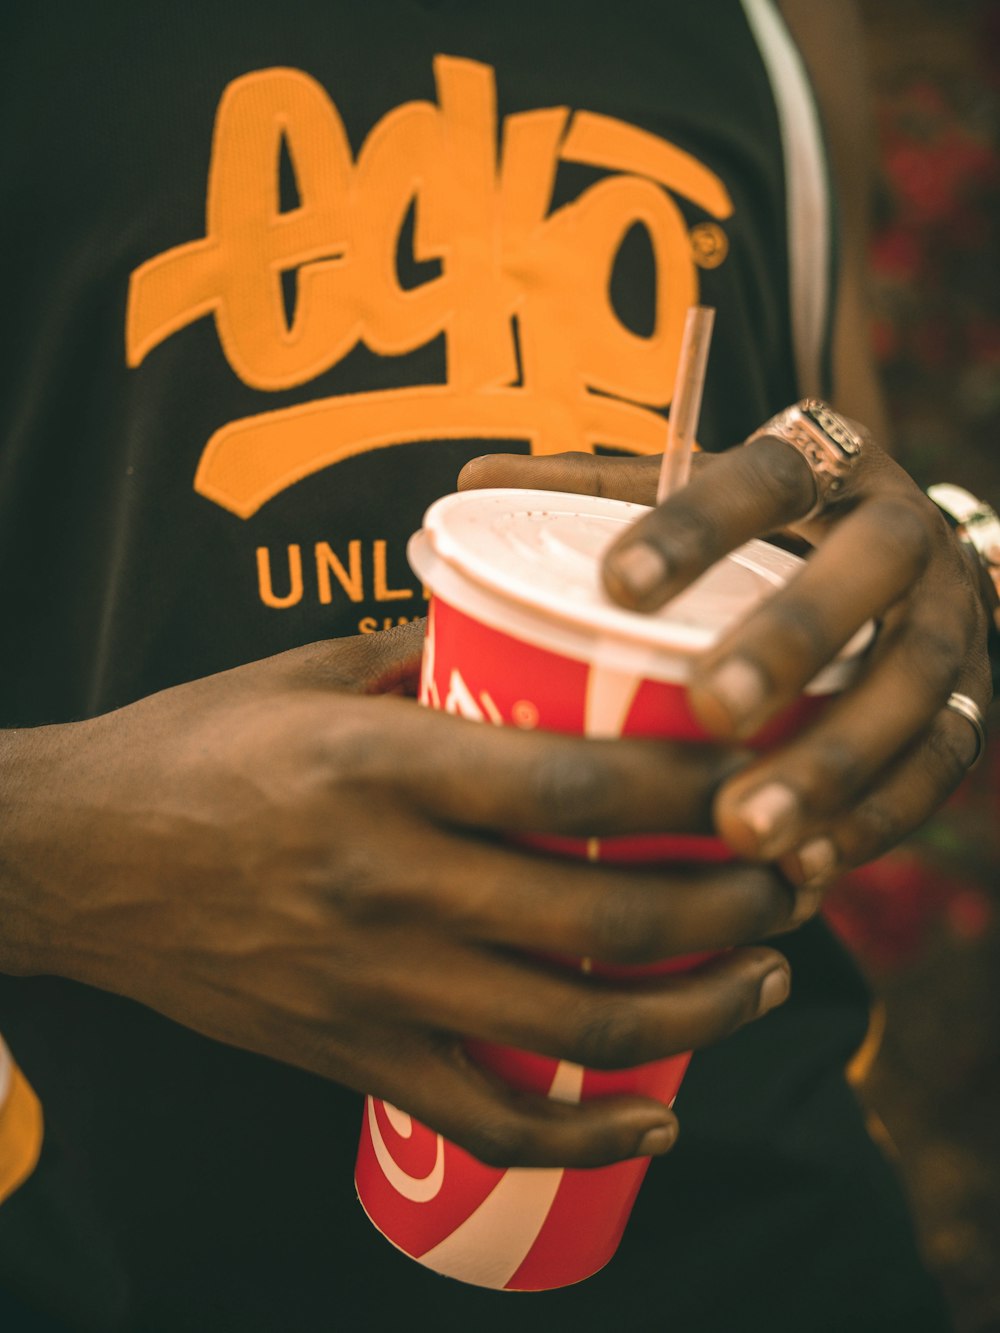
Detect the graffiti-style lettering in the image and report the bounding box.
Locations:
[127,59,732,517]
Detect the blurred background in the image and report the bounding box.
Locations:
[825,3,1000,1329]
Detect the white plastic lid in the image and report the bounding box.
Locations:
[409,488,871,690]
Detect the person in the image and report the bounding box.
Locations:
[0,1,992,1329]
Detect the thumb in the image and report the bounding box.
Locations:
[458,451,661,503]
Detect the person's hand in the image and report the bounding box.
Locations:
[459,420,992,914]
[1,623,798,1169]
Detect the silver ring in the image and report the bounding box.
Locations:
[745,399,865,521]
[944,692,987,769]
[926,483,1000,627]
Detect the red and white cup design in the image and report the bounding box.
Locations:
[355,490,868,1290]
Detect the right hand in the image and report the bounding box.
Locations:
[2,623,798,1169]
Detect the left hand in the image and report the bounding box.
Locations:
[458,419,992,918]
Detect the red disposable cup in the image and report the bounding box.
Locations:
[355,489,870,1291]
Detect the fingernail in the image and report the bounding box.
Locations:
[756,966,791,1016]
[795,837,838,889]
[700,658,767,730]
[637,1120,678,1157]
[737,782,799,848]
[605,542,669,600]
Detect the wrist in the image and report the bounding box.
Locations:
[0,721,92,977]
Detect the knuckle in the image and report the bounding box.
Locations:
[849,799,903,861]
[563,451,603,484]
[873,494,936,565]
[324,842,395,922]
[588,886,661,965]
[531,750,616,832]
[321,710,390,785]
[570,999,651,1070]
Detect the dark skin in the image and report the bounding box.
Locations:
[460,0,992,940]
[459,431,991,905]
[0,2,991,1170]
[2,629,796,1169]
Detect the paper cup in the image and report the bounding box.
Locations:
[355,489,870,1291]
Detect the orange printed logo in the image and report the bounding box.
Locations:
[126,58,732,518]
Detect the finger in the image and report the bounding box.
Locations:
[709,593,987,862]
[467,850,797,960]
[602,437,816,612]
[331,817,797,960]
[371,1036,680,1169]
[351,697,749,839]
[775,677,991,913]
[379,939,792,1072]
[458,450,662,504]
[686,493,944,740]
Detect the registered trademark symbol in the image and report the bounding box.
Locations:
[512,699,539,729]
[690,221,729,269]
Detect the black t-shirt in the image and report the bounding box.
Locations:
[1,0,802,718]
[0,3,951,1329]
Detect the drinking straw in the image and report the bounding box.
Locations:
[656,305,716,504]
